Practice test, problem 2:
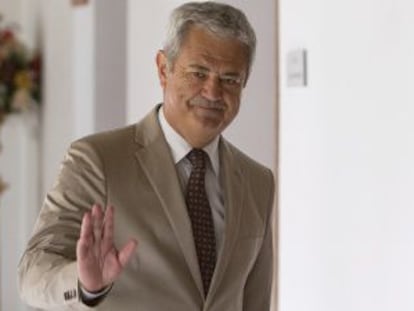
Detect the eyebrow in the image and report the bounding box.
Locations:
[188,64,209,72]
[188,64,243,78]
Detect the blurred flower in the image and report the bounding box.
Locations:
[0,15,41,120]
[0,15,41,196]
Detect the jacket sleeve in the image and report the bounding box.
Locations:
[18,139,107,310]
[243,169,275,311]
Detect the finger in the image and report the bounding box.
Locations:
[92,204,104,239]
[101,205,114,254]
[77,236,90,261]
[118,239,138,268]
[79,211,92,240]
[77,212,92,260]
[91,204,104,257]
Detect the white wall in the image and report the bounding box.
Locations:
[0,114,39,311]
[41,0,95,194]
[279,0,414,310]
[127,0,277,169]
[126,0,177,124]
[0,0,20,28]
[95,0,126,132]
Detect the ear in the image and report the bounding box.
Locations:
[156,50,169,89]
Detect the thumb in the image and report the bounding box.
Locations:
[118,239,138,268]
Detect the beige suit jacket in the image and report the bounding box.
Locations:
[18,106,275,311]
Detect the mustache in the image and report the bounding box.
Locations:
[189,96,225,110]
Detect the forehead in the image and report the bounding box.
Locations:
[177,26,248,71]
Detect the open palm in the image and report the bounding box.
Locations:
[76,204,137,292]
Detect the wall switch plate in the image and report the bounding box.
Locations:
[287,49,307,87]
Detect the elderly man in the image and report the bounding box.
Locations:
[18,2,275,310]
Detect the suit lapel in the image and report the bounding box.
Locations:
[208,139,244,301]
[134,107,204,298]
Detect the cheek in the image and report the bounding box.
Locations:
[223,96,241,124]
[225,93,242,111]
[165,80,187,102]
[221,99,240,125]
[177,71,202,92]
[176,82,203,104]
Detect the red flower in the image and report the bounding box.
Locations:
[0,29,14,43]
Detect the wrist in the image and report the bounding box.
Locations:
[78,281,113,306]
[79,282,108,295]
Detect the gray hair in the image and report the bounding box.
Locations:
[163,1,256,80]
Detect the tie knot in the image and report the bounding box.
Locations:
[187,149,207,168]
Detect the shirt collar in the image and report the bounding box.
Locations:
[158,105,220,175]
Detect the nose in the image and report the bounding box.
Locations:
[202,76,222,101]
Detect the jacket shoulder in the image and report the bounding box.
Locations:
[75,124,137,150]
[222,138,273,178]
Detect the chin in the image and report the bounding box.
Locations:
[196,115,224,131]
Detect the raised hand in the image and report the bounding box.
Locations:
[76,204,138,292]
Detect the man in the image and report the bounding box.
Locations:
[18,2,275,310]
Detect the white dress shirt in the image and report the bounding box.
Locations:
[158,106,225,254]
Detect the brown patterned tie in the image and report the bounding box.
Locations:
[185,148,217,296]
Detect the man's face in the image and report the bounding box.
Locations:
[156,26,249,148]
